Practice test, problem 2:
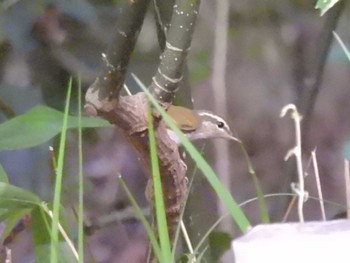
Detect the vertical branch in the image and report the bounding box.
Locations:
[212,0,232,234]
[311,150,326,221]
[153,0,174,50]
[149,0,201,104]
[152,0,193,107]
[85,0,150,110]
[298,0,345,134]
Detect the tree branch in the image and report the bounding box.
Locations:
[298,0,346,133]
[85,0,150,112]
[84,1,202,258]
[149,0,200,104]
[153,0,174,51]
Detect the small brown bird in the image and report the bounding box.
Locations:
[166,105,237,143]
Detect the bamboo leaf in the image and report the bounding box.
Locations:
[0,105,111,151]
[0,182,41,209]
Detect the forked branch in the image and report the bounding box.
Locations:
[84,1,201,260]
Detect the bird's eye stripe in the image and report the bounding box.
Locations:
[198,112,229,128]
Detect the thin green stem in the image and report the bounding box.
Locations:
[78,78,84,262]
[50,78,72,263]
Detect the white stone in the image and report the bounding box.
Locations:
[232,220,350,263]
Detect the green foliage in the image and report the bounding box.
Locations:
[315,0,341,16]
[0,79,102,262]
[0,182,41,209]
[0,165,38,245]
[0,105,111,151]
[0,180,76,262]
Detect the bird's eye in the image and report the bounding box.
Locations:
[217,122,225,128]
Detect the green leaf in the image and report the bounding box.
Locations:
[315,0,340,16]
[0,182,41,209]
[0,105,111,151]
[0,164,9,183]
[0,209,31,244]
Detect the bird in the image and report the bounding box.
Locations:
[165,105,238,144]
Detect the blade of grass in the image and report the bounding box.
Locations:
[180,220,195,259]
[311,150,326,221]
[133,73,251,232]
[118,175,162,261]
[171,148,205,262]
[333,31,350,62]
[147,103,172,262]
[77,78,84,262]
[51,78,73,263]
[237,141,269,223]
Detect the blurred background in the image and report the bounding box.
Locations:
[0,0,350,262]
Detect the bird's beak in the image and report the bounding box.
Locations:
[227,130,241,143]
[229,135,241,143]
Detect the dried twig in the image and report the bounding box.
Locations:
[311,149,326,221]
[281,104,307,222]
[278,1,346,220]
